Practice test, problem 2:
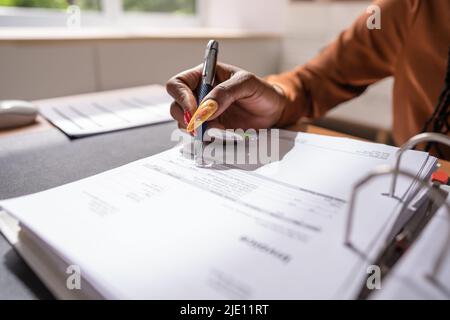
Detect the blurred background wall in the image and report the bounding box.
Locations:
[0,36,281,99]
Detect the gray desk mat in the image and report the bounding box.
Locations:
[0,122,178,299]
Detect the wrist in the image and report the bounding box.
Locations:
[270,83,289,127]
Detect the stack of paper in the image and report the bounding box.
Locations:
[0,131,438,299]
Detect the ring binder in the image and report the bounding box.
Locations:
[345,165,450,287]
[389,133,450,198]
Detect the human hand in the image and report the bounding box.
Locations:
[166,63,288,133]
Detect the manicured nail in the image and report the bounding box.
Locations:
[183,111,192,126]
[187,99,218,133]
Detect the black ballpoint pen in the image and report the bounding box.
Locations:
[195,40,219,165]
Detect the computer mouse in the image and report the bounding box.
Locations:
[0,100,38,129]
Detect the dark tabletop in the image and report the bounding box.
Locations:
[0,121,178,299]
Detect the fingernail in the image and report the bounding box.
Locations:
[183,111,191,126]
[186,99,218,133]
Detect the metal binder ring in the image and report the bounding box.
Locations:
[389,133,450,198]
[345,165,450,282]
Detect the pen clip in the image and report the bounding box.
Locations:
[202,40,219,86]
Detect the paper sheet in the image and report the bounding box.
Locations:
[38,85,173,138]
[0,131,437,299]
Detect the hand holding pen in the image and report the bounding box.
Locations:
[166,40,289,136]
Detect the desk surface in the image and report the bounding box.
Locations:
[0,117,449,299]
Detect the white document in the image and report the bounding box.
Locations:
[373,196,450,300]
[0,131,437,299]
[38,85,173,138]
